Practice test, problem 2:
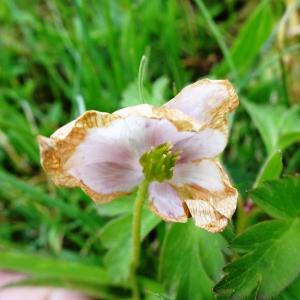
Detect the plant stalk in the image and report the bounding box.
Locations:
[130,180,149,300]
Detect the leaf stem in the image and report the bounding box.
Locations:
[130,180,149,300]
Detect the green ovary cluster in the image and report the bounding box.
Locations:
[139,143,180,182]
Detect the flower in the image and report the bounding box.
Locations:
[38,79,239,232]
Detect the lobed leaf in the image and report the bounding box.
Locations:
[215,220,300,299]
[160,221,226,300]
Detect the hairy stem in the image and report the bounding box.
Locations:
[130,180,149,300]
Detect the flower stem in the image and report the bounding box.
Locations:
[130,180,149,300]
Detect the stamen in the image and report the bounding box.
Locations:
[139,143,180,182]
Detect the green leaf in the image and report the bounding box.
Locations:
[7,276,118,299]
[96,194,134,217]
[120,76,169,108]
[160,221,226,300]
[0,249,163,299]
[279,132,300,150]
[0,249,109,285]
[274,275,300,300]
[215,220,300,299]
[213,0,275,77]
[151,76,170,105]
[243,101,300,154]
[251,177,300,220]
[0,170,98,229]
[243,100,284,154]
[254,150,283,187]
[100,210,160,283]
[278,106,300,149]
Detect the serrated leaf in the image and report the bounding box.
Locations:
[100,210,160,283]
[215,220,300,299]
[160,221,226,300]
[251,177,300,220]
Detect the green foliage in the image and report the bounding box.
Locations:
[254,150,283,187]
[251,177,300,220]
[0,249,108,284]
[1,0,300,299]
[213,0,275,77]
[216,178,300,299]
[215,220,300,299]
[275,276,300,300]
[121,76,169,108]
[100,209,160,283]
[243,101,300,155]
[160,221,226,300]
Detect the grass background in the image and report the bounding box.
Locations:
[0,0,300,299]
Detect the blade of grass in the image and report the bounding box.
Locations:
[0,170,98,229]
[195,0,238,81]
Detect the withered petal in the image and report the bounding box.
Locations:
[38,110,123,203]
[185,199,229,233]
[172,159,238,232]
[114,104,200,131]
[165,79,239,135]
[148,182,188,223]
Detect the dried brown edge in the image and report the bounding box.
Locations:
[170,158,238,232]
[38,110,126,203]
[114,104,200,131]
[38,107,198,203]
[147,196,188,223]
[165,78,239,135]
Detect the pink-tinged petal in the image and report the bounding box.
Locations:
[65,115,190,199]
[49,290,91,300]
[170,160,238,232]
[174,128,226,162]
[67,115,184,167]
[165,79,239,132]
[114,104,199,132]
[185,200,228,233]
[172,160,224,191]
[148,182,187,222]
[38,110,120,200]
[69,162,143,195]
[115,104,154,118]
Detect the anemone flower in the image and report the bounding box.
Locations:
[38,79,239,233]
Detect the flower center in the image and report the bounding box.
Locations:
[139,143,180,182]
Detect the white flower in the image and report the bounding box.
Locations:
[38,79,239,232]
